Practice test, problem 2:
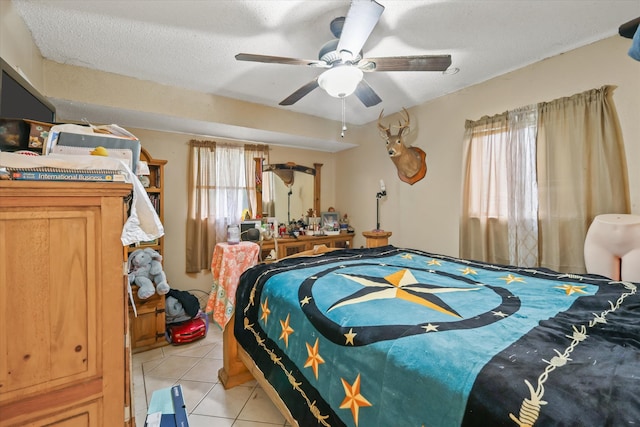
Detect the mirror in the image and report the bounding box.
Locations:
[254,160,322,224]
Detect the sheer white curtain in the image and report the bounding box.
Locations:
[460,113,510,264]
[461,105,538,266]
[214,144,245,240]
[506,106,538,267]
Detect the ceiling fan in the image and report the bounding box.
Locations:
[235,0,452,107]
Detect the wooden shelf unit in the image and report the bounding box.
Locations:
[127,148,169,353]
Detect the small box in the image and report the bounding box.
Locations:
[25,120,53,152]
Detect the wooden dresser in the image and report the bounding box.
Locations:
[0,181,133,426]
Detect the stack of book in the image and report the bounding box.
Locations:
[7,167,126,182]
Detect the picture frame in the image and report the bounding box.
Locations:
[266,217,278,237]
[321,211,340,229]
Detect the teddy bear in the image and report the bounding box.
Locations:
[128,248,170,299]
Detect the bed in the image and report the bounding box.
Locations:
[222,245,639,426]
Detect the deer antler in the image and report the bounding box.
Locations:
[377,109,390,137]
[395,107,410,133]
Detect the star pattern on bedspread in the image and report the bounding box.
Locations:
[340,374,372,426]
[260,298,271,324]
[344,328,357,345]
[328,269,480,318]
[279,314,294,347]
[554,284,588,295]
[422,323,439,332]
[500,274,525,285]
[304,338,325,379]
[459,267,478,275]
[427,259,442,266]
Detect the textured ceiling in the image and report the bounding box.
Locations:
[12,0,640,150]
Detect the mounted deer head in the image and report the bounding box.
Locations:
[377,107,427,185]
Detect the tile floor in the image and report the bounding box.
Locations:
[132,326,292,427]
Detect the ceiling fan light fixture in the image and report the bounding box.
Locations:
[318,66,363,98]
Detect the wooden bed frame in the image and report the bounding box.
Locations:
[217,245,340,426]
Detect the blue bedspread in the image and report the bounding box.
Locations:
[234,246,639,427]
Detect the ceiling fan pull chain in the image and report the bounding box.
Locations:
[341,97,347,138]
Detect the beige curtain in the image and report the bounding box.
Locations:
[537,85,630,273]
[460,112,511,264]
[243,145,269,218]
[186,140,216,273]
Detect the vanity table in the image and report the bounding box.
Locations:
[260,233,354,260]
[252,159,354,260]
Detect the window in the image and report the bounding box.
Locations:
[461,86,629,273]
[185,140,268,272]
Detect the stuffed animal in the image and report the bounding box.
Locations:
[128,248,169,299]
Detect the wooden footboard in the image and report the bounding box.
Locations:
[217,315,254,389]
[219,314,299,427]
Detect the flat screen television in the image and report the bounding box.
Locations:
[0,57,55,122]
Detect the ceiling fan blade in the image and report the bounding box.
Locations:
[235,53,328,67]
[354,79,382,107]
[336,0,384,61]
[360,55,452,72]
[279,78,320,105]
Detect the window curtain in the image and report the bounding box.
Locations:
[506,106,539,267]
[460,107,538,266]
[186,140,269,272]
[214,144,245,240]
[243,145,269,218]
[461,86,629,273]
[186,140,216,273]
[536,85,630,273]
[262,170,275,217]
